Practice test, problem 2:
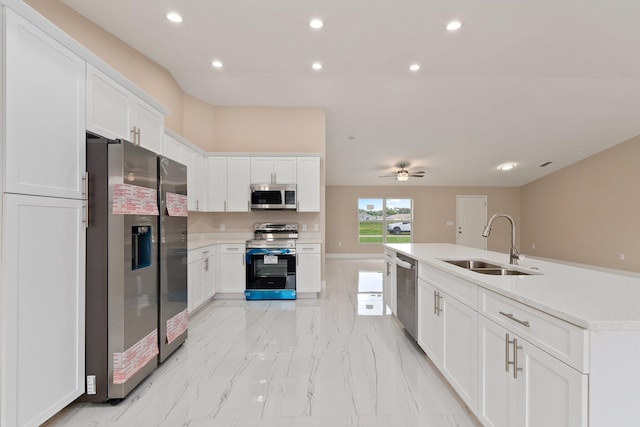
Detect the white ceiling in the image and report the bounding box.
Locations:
[61,0,640,187]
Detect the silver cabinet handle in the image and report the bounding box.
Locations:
[433,290,438,315]
[499,311,530,328]
[202,250,210,255]
[196,199,199,211]
[224,200,227,212]
[512,337,523,379]
[226,247,239,251]
[437,293,443,315]
[83,172,90,228]
[204,258,209,271]
[505,333,510,373]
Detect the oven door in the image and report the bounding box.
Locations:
[246,248,296,290]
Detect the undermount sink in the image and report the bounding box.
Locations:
[443,259,501,269]
[442,259,535,276]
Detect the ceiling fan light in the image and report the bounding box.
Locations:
[396,170,410,181]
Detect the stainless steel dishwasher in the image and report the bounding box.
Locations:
[395,253,418,340]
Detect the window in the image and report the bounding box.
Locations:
[358,198,412,244]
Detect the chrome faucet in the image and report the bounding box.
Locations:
[482,213,521,265]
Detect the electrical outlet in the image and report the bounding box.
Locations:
[338,242,342,247]
[313,224,319,231]
[532,243,536,249]
[446,221,454,226]
[620,253,625,260]
[302,224,308,231]
[220,224,225,232]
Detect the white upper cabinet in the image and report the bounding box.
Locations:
[250,157,296,184]
[182,146,205,211]
[3,9,86,199]
[227,157,251,211]
[207,156,228,212]
[207,156,250,212]
[131,96,164,153]
[162,134,184,164]
[296,157,321,212]
[87,64,164,152]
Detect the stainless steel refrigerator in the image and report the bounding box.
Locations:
[84,132,159,402]
[157,155,188,362]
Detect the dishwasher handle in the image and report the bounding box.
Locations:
[395,258,415,269]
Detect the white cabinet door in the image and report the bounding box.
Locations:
[417,278,443,366]
[518,338,588,427]
[207,156,228,211]
[296,157,320,212]
[187,258,204,314]
[441,295,478,412]
[250,157,274,183]
[87,65,164,153]
[183,148,204,211]
[478,315,588,427]
[296,244,321,293]
[162,134,184,164]
[132,97,164,154]
[478,316,517,427]
[218,245,246,293]
[250,157,296,184]
[203,253,216,300]
[1,194,85,427]
[227,157,251,212]
[86,64,132,141]
[273,158,296,183]
[4,10,86,199]
[384,260,397,315]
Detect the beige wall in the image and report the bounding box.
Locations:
[521,136,640,272]
[326,186,521,256]
[25,0,185,134]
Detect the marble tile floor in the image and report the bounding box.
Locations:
[45,259,481,427]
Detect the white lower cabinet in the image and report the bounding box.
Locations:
[187,245,215,313]
[417,277,477,411]
[383,250,396,314]
[296,243,321,293]
[1,194,85,427]
[217,244,246,293]
[478,315,587,427]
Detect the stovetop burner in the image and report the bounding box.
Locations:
[246,223,298,248]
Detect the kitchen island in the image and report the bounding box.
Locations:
[385,243,640,427]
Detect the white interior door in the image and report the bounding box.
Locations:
[456,195,487,249]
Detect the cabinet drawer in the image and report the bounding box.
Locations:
[188,245,215,263]
[296,243,320,254]
[221,243,245,254]
[419,264,477,309]
[479,289,589,372]
[384,249,396,261]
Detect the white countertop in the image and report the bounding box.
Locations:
[385,243,640,331]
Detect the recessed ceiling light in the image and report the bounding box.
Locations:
[166,12,183,23]
[498,163,516,171]
[312,62,323,71]
[409,64,420,72]
[211,60,223,69]
[309,18,324,29]
[446,20,462,31]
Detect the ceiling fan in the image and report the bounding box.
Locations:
[379,163,426,181]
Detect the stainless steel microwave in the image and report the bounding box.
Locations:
[250,184,297,210]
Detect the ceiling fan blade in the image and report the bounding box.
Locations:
[409,174,425,178]
[410,171,426,174]
[378,174,397,178]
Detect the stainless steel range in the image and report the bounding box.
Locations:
[245,223,298,300]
